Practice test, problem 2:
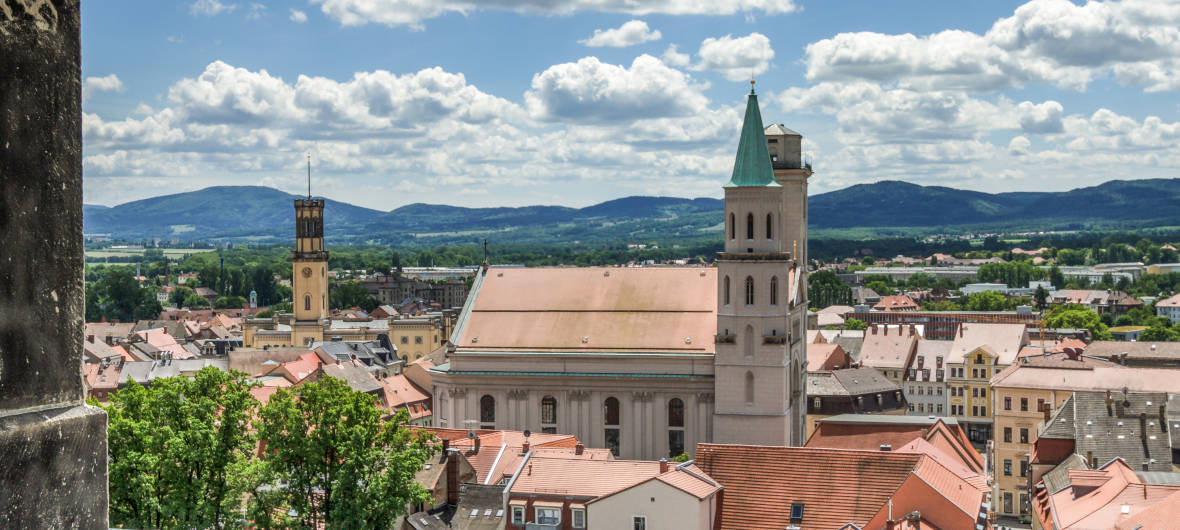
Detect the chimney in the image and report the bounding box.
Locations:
[1087,451,1095,468]
[1105,390,1113,412]
[879,444,892,452]
[575,443,584,455]
[521,441,530,454]
[872,324,878,335]
[445,447,459,505]
[1160,405,1168,431]
[474,437,481,453]
[442,438,450,452]
[659,458,670,473]
[1042,402,1052,423]
[959,325,964,338]
[87,334,95,344]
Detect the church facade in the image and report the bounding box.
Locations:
[430,86,812,459]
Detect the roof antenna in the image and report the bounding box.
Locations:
[306,152,312,199]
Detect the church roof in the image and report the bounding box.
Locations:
[725,87,780,188]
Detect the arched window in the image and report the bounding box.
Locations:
[746,213,754,240]
[480,395,495,426]
[604,397,620,426]
[668,398,684,428]
[745,276,755,305]
[723,276,731,305]
[745,371,755,404]
[766,213,773,239]
[604,397,621,456]
[729,213,735,240]
[668,398,685,458]
[770,276,779,306]
[304,294,311,311]
[743,325,755,359]
[541,396,557,433]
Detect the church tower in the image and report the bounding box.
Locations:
[291,157,329,346]
[712,84,807,446]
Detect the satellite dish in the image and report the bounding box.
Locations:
[523,429,531,438]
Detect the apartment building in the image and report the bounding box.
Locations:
[946,323,1029,445]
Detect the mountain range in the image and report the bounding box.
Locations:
[83,178,1180,245]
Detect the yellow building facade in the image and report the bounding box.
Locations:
[946,346,1001,445]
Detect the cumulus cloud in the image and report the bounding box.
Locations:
[661,44,690,67]
[189,0,237,16]
[803,0,1180,92]
[524,55,709,123]
[290,9,308,23]
[1008,135,1032,156]
[310,0,796,28]
[693,33,774,81]
[1017,100,1063,134]
[580,20,661,48]
[83,74,124,99]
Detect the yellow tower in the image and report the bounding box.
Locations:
[291,156,329,346]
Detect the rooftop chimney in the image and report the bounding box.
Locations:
[872,324,878,335]
[521,441,530,454]
[1160,405,1168,431]
[880,444,892,452]
[1140,413,1148,442]
[1042,402,1052,423]
[86,334,94,344]
[575,443,584,455]
[959,325,964,338]
[659,458,670,473]
[442,439,450,452]
[1087,451,1095,468]
[474,437,481,453]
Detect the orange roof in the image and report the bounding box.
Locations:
[455,267,716,354]
[696,444,921,529]
[948,322,1027,365]
[1041,459,1180,529]
[873,295,919,311]
[137,328,194,359]
[806,343,847,371]
[277,352,324,383]
[381,374,430,418]
[509,456,662,498]
[1115,489,1180,529]
[859,325,919,369]
[804,417,983,474]
[250,386,279,406]
[654,464,720,499]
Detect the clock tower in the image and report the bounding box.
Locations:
[292,186,329,346]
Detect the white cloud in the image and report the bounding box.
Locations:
[693,33,774,82]
[803,0,1180,93]
[246,3,266,19]
[290,9,308,23]
[661,44,690,67]
[1008,135,1032,156]
[83,74,124,99]
[579,20,661,48]
[189,0,237,16]
[310,0,796,28]
[525,55,709,123]
[1017,100,1063,134]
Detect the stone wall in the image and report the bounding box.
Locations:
[0,1,109,527]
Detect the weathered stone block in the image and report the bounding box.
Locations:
[0,0,84,409]
[0,404,107,528]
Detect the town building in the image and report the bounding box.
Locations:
[905,339,951,416]
[805,415,985,478]
[946,323,1029,445]
[1048,289,1143,316]
[695,443,991,529]
[805,367,906,437]
[858,323,920,386]
[872,294,920,312]
[846,309,1038,341]
[429,87,810,459]
[1030,456,1180,529]
[1082,340,1180,368]
[990,348,1180,520]
[1156,292,1180,324]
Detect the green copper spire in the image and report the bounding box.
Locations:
[725,83,780,188]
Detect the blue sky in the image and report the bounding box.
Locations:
[82,0,1180,210]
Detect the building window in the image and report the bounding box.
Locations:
[937,404,943,414]
[668,398,684,427]
[1020,397,1029,412]
[746,213,754,240]
[981,406,986,416]
[415,336,423,344]
[723,276,731,305]
[633,516,647,530]
[536,507,560,525]
[304,295,311,311]
[1020,428,1029,444]
[605,428,620,457]
[979,388,986,398]
[917,403,923,413]
[1020,461,1028,477]
[480,395,495,427]
[745,277,755,305]
[972,406,978,417]
[401,336,409,344]
[1004,459,1012,476]
[1003,492,1013,513]
[729,213,735,240]
[604,397,620,426]
[766,213,773,239]
[743,325,755,359]
[541,396,557,427]
[1037,398,1046,413]
[1004,397,1012,410]
[937,386,943,396]
[572,509,586,529]
[1004,427,1012,443]
[745,371,755,404]
[512,506,524,524]
[668,398,685,457]
[813,397,821,409]
[770,276,778,306]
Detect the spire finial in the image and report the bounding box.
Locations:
[750,78,756,94]
[306,152,312,199]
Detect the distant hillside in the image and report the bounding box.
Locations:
[83,178,1180,244]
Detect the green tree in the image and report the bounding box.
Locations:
[842,318,868,330]
[671,452,691,463]
[1139,324,1179,342]
[213,295,248,309]
[1033,285,1049,310]
[250,377,435,529]
[1043,304,1113,341]
[170,286,195,307]
[330,281,379,312]
[1048,265,1066,289]
[1056,249,1085,266]
[962,290,1009,311]
[866,280,893,296]
[183,292,211,309]
[100,367,258,529]
[808,270,852,309]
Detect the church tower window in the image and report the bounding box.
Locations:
[745,372,755,404]
[770,276,778,306]
[746,213,754,240]
[480,395,496,428]
[541,396,557,434]
[723,276,731,305]
[729,213,735,240]
[304,295,311,311]
[604,397,621,456]
[745,276,755,305]
[766,213,773,239]
[668,398,685,458]
[743,325,754,359]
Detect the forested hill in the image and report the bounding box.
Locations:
[83,178,1180,245]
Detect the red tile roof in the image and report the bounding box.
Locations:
[873,295,919,311]
[806,343,848,371]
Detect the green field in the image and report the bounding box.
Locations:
[85,248,214,259]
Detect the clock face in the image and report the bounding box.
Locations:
[301,267,312,278]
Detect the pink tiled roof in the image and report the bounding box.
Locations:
[947,322,1027,365]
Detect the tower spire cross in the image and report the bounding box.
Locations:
[306,152,312,199]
